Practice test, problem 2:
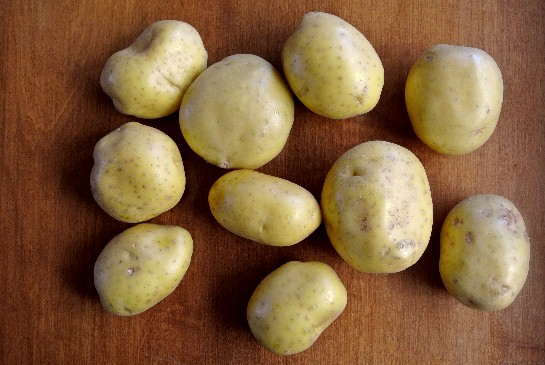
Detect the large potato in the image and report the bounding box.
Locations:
[179,54,294,169]
[94,223,193,316]
[208,170,321,246]
[321,141,433,273]
[439,194,530,311]
[90,122,185,223]
[100,20,207,119]
[247,261,347,355]
[405,44,503,155]
[282,12,384,119]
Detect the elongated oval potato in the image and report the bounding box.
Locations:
[439,194,530,311]
[247,261,347,355]
[180,54,294,169]
[208,170,321,246]
[282,12,384,119]
[405,44,503,155]
[100,20,207,119]
[90,122,186,223]
[321,141,433,273]
[94,223,193,316]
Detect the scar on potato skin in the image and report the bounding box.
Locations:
[453,217,463,227]
[464,231,474,244]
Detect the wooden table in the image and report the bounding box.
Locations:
[2,1,544,364]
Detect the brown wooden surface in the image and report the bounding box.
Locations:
[1,1,544,364]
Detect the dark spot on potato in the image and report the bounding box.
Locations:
[360,217,369,232]
[453,217,463,227]
[465,231,474,244]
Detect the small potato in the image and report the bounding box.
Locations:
[90,122,185,223]
[439,194,530,311]
[94,223,193,316]
[208,170,321,246]
[100,20,207,119]
[282,12,384,119]
[247,261,347,355]
[321,141,433,273]
[179,54,294,169]
[405,44,503,155]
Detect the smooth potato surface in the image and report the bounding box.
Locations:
[100,20,207,119]
[321,141,433,273]
[440,194,530,311]
[282,12,384,119]
[94,223,193,316]
[247,261,347,355]
[405,44,503,155]
[90,122,186,223]
[179,54,294,169]
[208,170,321,246]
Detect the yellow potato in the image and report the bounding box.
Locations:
[405,44,503,155]
[247,261,347,355]
[179,54,294,169]
[94,223,193,316]
[90,122,185,223]
[439,194,530,311]
[282,12,384,119]
[100,20,207,119]
[321,141,433,273]
[208,170,321,246]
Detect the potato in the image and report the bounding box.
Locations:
[208,170,321,246]
[94,223,193,316]
[179,54,294,169]
[321,141,433,273]
[439,194,530,311]
[90,122,185,223]
[281,12,384,119]
[247,261,347,355]
[100,20,207,119]
[405,44,503,155]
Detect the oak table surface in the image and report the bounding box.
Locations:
[1,1,544,364]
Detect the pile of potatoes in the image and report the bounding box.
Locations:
[91,13,530,355]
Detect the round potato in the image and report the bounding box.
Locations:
[439,194,530,311]
[90,122,186,223]
[247,261,347,355]
[100,20,207,119]
[179,54,294,169]
[321,141,433,273]
[208,170,321,246]
[94,223,193,316]
[405,44,503,155]
[282,11,384,119]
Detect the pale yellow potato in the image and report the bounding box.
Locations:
[208,170,321,246]
[247,261,347,355]
[100,20,207,119]
[90,122,185,223]
[405,44,503,155]
[179,54,294,169]
[321,141,433,273]
[439,194,530,311]
[281,12,384,119]
[94,223,193,316]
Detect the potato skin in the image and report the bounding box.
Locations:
[100,20,207,119]
[208,170,321,246]
[90,122,185,223]
[282,11,384,119]
[405,44,503,155]
[247,261,347,355]
[321,141,433,273]
[94,223,193,316]
[439,194,530,311]
[179,54,294,169]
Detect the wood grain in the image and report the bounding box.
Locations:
[1,1,544,364]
